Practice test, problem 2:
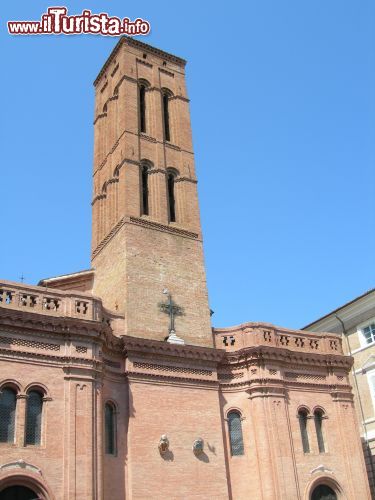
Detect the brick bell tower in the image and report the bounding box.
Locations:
[91,37,213,347]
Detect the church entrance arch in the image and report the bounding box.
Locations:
[0,485,39,500]
[311,484,337,500]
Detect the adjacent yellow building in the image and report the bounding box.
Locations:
[303,288,375,497]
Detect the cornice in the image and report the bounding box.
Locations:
[94,37,186,87]
[222,345,353,371]
[0,307,108,335]
[123,335,224,363]
[126,370,219,388]
[0,308,123,355]
[0,346,103,370]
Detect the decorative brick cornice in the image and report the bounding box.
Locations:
[123,335,224,363]
[128,217,199,239]
[94,37,186,87]
[223,346,352,371]
[125,371,219,387]
[0,307,114,340]
[92,215,200,259]
[140,133,157,143]
[92,217,126,258]
[133,361,212,376]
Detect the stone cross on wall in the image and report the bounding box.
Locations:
[158,289,185,345]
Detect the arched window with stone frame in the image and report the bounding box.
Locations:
[105,401,117,455]
[0,384,17,443]
[314,407,326,453]
[25,388,44,446]
[227,410,245,456]
[298,407,310,453]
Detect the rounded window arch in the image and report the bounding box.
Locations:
[161,88,173,142]
[138,79,150,134]
[313,407,326,453]
[227,410,244,456]
[104,401,117,455]
[25,388,44,446]
[297,407,310,453]
[0,385,17,443]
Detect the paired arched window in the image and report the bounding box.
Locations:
[105,402,116,455]
[167,171,176,222]
[25,390,43,445]
[314,409,326,453]
[162,91,171,141]
[298,408,310,453]
[298,407,326,454]
[141,163,149,216]
[0,387,16,443]
[227,410,244,456]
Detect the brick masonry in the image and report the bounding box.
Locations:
[0,37,371,499]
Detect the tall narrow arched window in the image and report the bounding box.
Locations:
[0,388,16,443]
[167,171,176,222]
[314,409,326,453]
[228,411,244,456]
[105,402,116,455]
[139,84,147,133]
[25,390,43,445]
[141,164,149,215]
[162,92,170,141]
[298,409,310,453]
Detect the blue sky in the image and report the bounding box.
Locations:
[1,1,374,329]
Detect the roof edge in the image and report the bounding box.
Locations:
[302,288,375,330]
[94,36,187,87]
[38,269,94,286]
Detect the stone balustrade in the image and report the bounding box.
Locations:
[214,322,343,355]
[0,279,107,323]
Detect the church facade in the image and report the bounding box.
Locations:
[0,37,371,500]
